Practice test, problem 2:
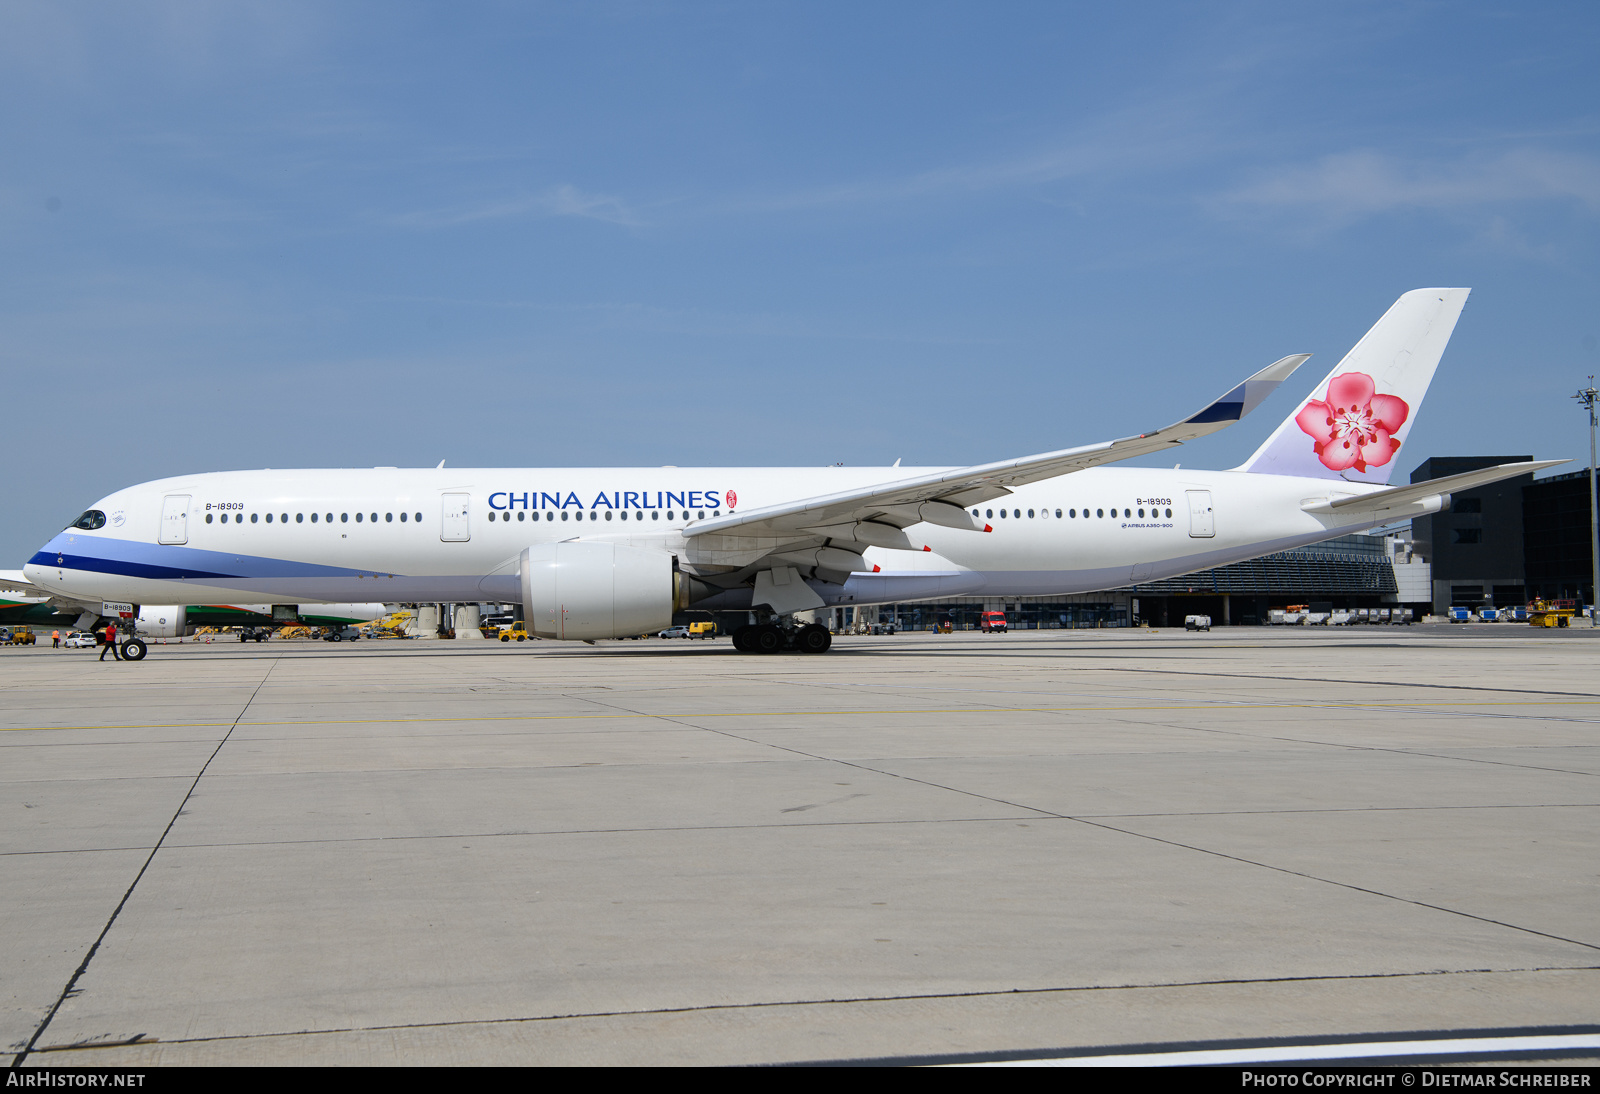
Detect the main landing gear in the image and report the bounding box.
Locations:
[732,621,832,654]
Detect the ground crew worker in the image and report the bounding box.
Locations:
[52,630,60,648]
[99,623,121,661]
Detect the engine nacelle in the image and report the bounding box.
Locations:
[135,605,192,638]
[520,543,676,640]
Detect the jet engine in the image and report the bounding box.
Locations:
[134,605,192,638]
[519,542,688,640]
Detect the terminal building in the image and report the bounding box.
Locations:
[847,531,1422,631]
[1409,456,1532,616]
[1410,457,1596,614]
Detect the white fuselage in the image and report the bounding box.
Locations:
[24,465,1401,611]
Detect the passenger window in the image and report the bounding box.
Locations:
[355,512,362,523]
[698,511,705,519]
[1013,509,1020,519]
[1165,508,1172,518]
[1096,509,1103,518]
[1055,509,1061,518]
[297,513,304,523]
[341,513,348,523]
[1069,509,1076,518]
[206,514,213,524]
[972,510,979,517]
[652,511,659,520]
[545,512,553,521]
[311,513,318,523]
[400,513,407,522]
[282,513,289,523]
[265,513,273,523]
[562,511,569,521]
[371,513,378,522]
[1138,508,1144,518]
[605,511,613,521]
[1028,509,1034,518]
[327,513,334,523]
[517,511,525,521]
[986,509,993,518]
[386,513,393,522]
[999,509,1006,518]
[415,513,422,522]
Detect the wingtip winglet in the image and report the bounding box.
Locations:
[1185,353,1312,426]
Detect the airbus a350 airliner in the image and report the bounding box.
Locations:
[20,288,1559,658]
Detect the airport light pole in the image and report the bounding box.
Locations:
[1576,377,1599,626]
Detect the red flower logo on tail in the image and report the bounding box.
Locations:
[1295,372,1409,473]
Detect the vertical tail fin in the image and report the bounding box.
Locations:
[1237,288,1470,484]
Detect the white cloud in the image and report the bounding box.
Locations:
[392,184,642,228]
[1223,147,1600,224]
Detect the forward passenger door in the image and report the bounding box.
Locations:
[441,494,471,542]
[159,495,190,545]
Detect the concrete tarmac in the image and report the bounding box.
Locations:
[2,626,1597,1066]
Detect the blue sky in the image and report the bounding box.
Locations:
[3,2,1598,564]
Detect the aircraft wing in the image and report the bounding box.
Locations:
[688,354,1310,546]
[0,570,48,597]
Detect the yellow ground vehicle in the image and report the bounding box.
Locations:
[1528,598,1578,627]
[500,622,530,641]
[365,610,414,639]
[7,626,36,645]
[659,622,716,639]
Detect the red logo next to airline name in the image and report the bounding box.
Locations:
[726,490,738,509]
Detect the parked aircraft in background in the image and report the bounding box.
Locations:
[0,572,384,651]
[23,289,1560,657]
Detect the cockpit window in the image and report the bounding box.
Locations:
[69,510,106,531]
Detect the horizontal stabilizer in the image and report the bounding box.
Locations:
[1304,460,1567,516]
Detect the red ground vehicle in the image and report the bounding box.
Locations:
[980,611,1008,633]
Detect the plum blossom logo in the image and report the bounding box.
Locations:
[725,489,738,509]
[1295,372,1409,473]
